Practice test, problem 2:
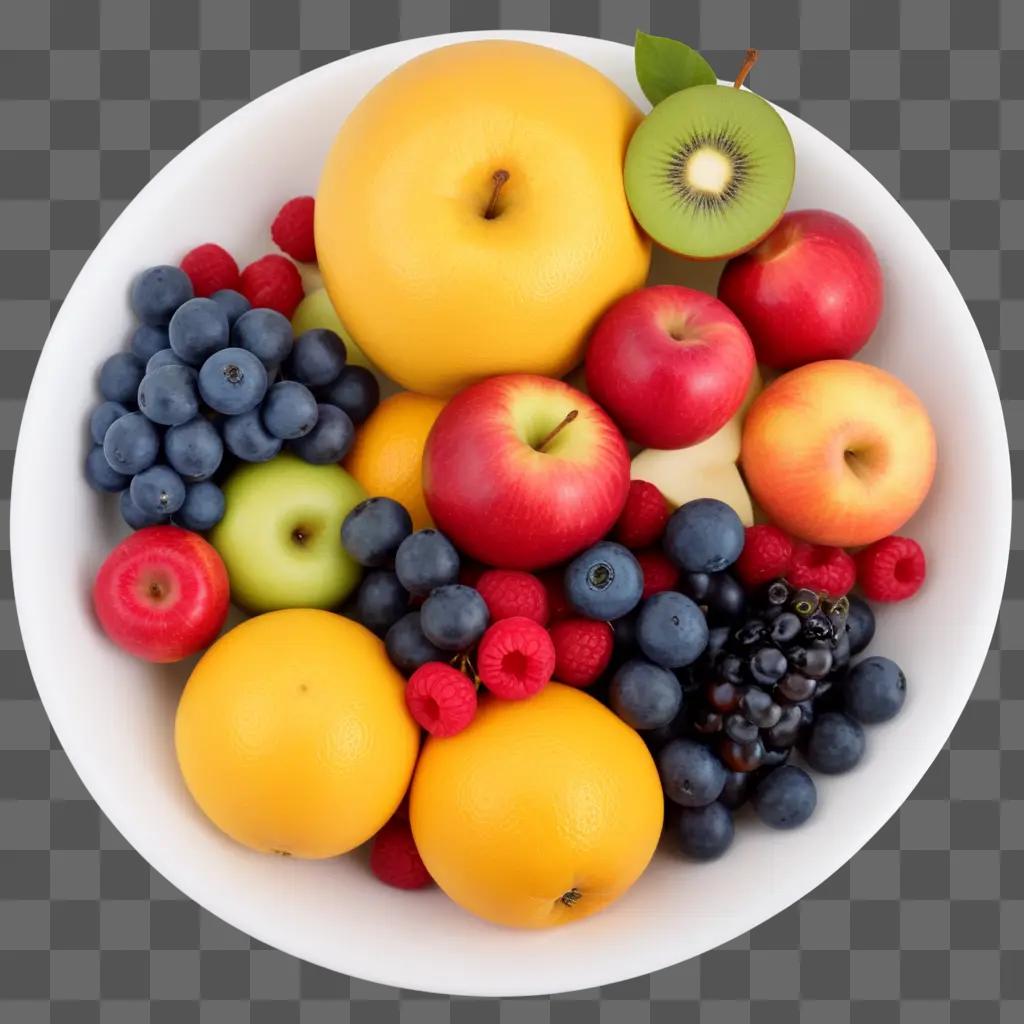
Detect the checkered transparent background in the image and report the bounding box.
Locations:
[1,1,1022,1020]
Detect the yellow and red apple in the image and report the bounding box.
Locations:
[741,360,936,547]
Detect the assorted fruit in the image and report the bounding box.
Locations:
[82,33,937,930]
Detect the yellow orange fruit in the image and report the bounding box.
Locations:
[344,391,446,530]
[175,609,419,859]
[410,683,663,928]
[316,40,651,396]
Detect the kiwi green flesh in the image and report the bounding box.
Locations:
[624,84,796,260]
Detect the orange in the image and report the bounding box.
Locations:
[175,609,419,859]
[344,391,446,530]
[410,683,663,928]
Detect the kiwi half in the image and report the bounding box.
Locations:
[624,81,795,259]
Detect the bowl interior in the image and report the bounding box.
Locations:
[11,31,1010,997]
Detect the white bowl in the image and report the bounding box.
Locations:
[11,31,1010,997]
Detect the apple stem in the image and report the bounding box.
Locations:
[535,409,578,452]
[484,169,510,219]
[734,48,759,89]
[560,887,582,908]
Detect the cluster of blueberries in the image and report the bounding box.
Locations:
[85,264,380,531]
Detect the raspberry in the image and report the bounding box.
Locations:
[614,480,670,549]
[180,243,240,298]
[549,618,614,688]
[239,254,304,318]
[405,662,477,737]
[370,819,432,890]
[475,569,548,625]
[539,569,571,622]
[636,548,680,599]
[271,195,317,264]
[855,535,926,603]
[734,525,794,588]
[476,617,555,700]
[787,542,856,598]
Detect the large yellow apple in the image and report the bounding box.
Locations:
[316,41,651,397]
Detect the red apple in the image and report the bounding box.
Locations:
[584,285,755,449]
[718,209,884,370]
[93,526,230,662]
[422,375,630,570]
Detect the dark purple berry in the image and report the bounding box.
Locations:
[765,704,803,750]
[777,672,817,703]
[720,736,765,772]
[765,580,791,605]
[750,646,787,686]
[725,714,759,745]
[770,612,802,645]
[719,771,752,809]
[735,619,768,647]
[718,653,745,685]
[693,708,724,735]
[706,680,741,713]
[740,687,782,729]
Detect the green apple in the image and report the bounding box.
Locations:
[291,288,376,372]
[211,453,366,612]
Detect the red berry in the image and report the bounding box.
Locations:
[476,617,555,700]
[180,243,240,298]
[239,254,304,318]
[734,525,794,588]
[271,195,317,264]
[405,662,477,737]
[614,480,670,549]
[636,548,680,599]
[475,569,548,625]
[787,542,856,598]
[548,618,613,688]
[370,819,432,890]
[539,569,571,622]
[855,536,926,603]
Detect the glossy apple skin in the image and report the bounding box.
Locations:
[718,209,884,370]
[422,375,630,570]
[93,526,230,663]
[585,285,755,449]
[741,360,936,547]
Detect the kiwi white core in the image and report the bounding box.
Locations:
[685,147,735,196]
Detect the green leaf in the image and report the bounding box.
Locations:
[634,30,717,107]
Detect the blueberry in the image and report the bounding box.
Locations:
[317,365,380,425]
[98,352,146,406]
[198,347,268,415]
[290,404,355,464]
[231,307,292,368]
[831,632,852,676]
[706,573,746,623]
[612,608,639,649]
[222,408,282,462]
[261,380,319,439]
[394,529,460,596]
[749,646,787,686]
[843,656,906,724]
[287,328,347,387]
[609,659,683,729]
[102,412,160,476]
[146,348,190,375]
[119,488,169,530]
[130,464,186,517]
[355,570,410,636]
[636,591,709,669]
[663,498,745,574]
[85,445,130,493]
[89,401,129,445]
[420,584,490,651]
[164,416,223,481]
[719,770,752,809]
[342,497,413,567]
[806,711,865,774]
[175,481,225,532]
[137,364,200,426]
[131,265,193,326]
[385,611,445,675]
[565,541,643,621]
[845,595,876,656]
[168,297,230,366]
[658,738,727,807]
[752,765,817,829]
[210,288,251,326]
[130,324,170,363]
[679,572,711,601]
[677,802,734,861]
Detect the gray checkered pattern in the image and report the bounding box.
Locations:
[1,0,1020,1019]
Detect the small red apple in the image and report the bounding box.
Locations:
[584,285,755,449]
[422,375,630,570]
[93,525,230,662]
[718,209,884,370]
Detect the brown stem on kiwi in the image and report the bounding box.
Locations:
[733,48,759,89]
[535,410,578,452]
[484,169,510,219]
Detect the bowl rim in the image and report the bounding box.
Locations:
[11,29,1012,996]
